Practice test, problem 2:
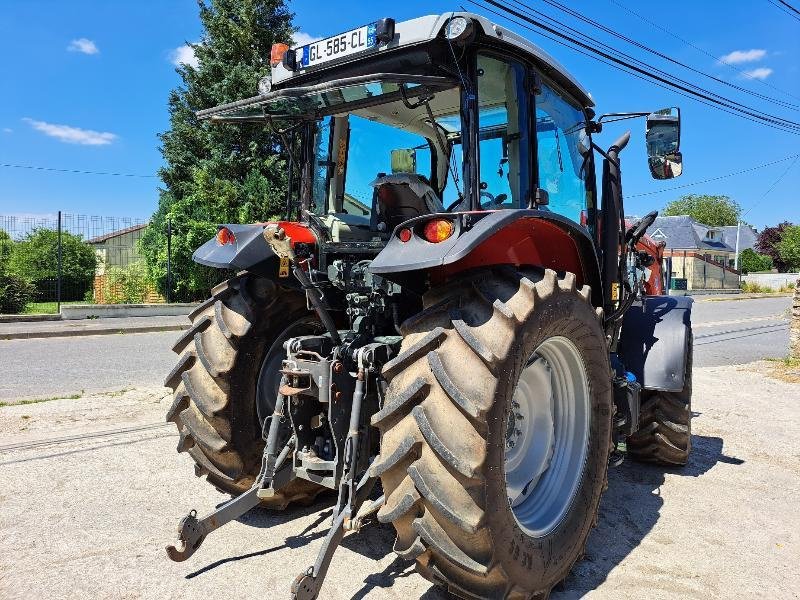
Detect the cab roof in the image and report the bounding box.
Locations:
[271,12,594,108]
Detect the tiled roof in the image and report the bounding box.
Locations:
[87,222,148,244]
[647,215,736,252]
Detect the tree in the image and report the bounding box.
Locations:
[662,194,741,226]
[777,225,800,272]
[140,0,296,301]
[8,229,96,301]
[756,222,793,272]
[738,248,773,274]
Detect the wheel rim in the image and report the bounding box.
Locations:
[504,336,591,538]
[255,317,322,425]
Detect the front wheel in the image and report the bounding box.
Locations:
[371,267,613,599]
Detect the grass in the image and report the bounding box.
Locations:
[764,357,800,384]
[22,300,91,315]
[740,281,797,294]
[0,391,84,407]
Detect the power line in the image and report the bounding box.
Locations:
[742,155,800,216]
[537,0,800,112]
[472,0,800,135]
[624,154,800,198]
[767,0,800,21]
[777,0,800,16]
[500,0,800,131]
[610,0,800,102]
[0,163,157,178]
[470,0,800,134]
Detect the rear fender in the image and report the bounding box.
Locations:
[192,222,316,279]
[618,295,693,392]
[369,210,603,305]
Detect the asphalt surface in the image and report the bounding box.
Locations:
[691,296,792,367]
[0,296,792,402]
[0,331,178,401]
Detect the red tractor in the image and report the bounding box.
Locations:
[165,13,693,599]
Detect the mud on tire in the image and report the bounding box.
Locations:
[165,272,324,508]
[627,335,693,466]
[370,267,613,599]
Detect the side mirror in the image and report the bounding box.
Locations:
[390,148,416,174]
[646,107,682,180]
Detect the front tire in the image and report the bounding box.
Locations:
[627,335,693,466]
[371,267,613,598]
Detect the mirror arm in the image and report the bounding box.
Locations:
[597,111,650,124]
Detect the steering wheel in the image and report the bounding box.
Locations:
[480,191,508,210]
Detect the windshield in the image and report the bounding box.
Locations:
[306,81,463,231]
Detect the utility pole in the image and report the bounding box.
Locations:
[733,220,741,271]
[166,218,172,304]
[57,210,62,314]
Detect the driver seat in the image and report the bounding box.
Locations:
[369,173,445,231]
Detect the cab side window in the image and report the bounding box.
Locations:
[535,82,592,224]
[476,54,530,210]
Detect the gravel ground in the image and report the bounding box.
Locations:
[1,363,799,600]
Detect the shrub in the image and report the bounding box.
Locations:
[8,229,96,301]
[0,272,35,314]
[738,248,773,274]
[102,262,156,304]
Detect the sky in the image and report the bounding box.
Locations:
[0,0,798,230]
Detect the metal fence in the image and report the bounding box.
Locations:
[0,212,172,311]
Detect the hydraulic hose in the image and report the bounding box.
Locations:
[292,265,342,346]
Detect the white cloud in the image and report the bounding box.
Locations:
[170,44,199,68]
[743,67,774,80]
[2,128,11,134]
[23,118,117,146]
[292,32,320,47]
[67,38,99,55]
[718,49,767,64]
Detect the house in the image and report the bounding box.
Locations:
[86,222,148,275]
[646,215,741,291]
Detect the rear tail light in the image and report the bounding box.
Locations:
[398,228,413,243]
[423,219,454,243]
[270,43,290,67]
[216,227,236,246]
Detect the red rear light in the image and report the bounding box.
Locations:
[398,228,412,243]
[216,227,236,245]
[423,219,454,243]
[270,43,290,67]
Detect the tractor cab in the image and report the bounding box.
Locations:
[200,15,602,242]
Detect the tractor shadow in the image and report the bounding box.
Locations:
[184,502,335,579]
[552,433,744,599]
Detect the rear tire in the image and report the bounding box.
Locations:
[627,334,693,466]
[371,267,613,599]
[165,272,325,508]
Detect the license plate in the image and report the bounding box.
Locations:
[298,23,377,69]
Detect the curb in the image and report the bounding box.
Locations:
[0,314,62,323]
[698,293,793,302]
[0,324,189,341]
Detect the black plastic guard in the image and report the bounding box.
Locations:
[192,224,277,274]
[618,295,693,393]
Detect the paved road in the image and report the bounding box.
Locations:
[0,331,178,401]
[0,296,792,401]
[692,296,791,367]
